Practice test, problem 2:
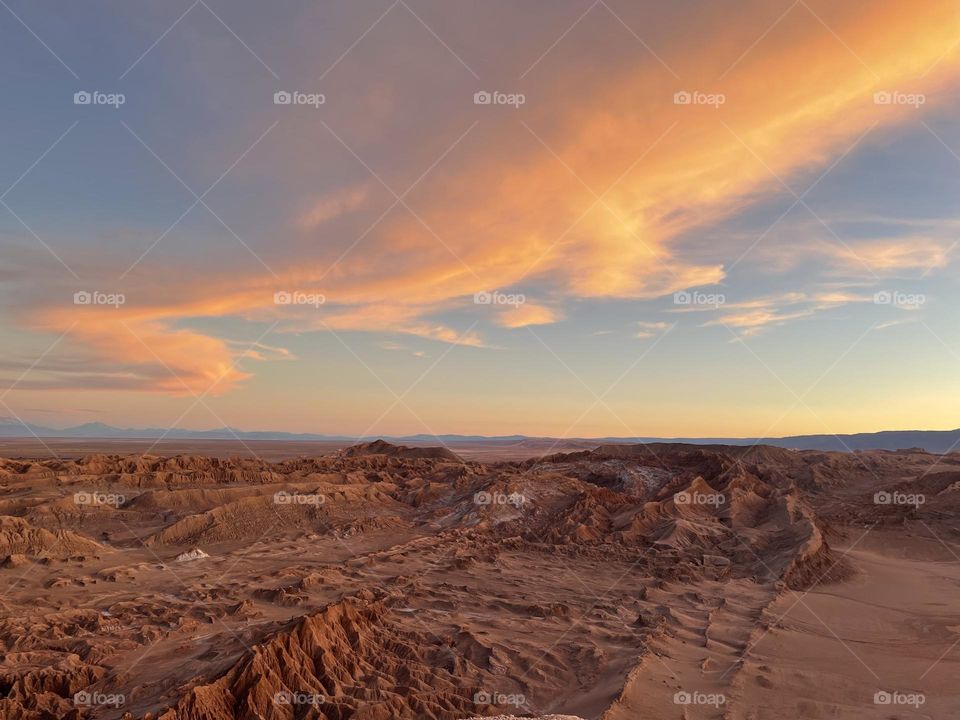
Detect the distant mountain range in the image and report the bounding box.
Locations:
[1,417,959,453]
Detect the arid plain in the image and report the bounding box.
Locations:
[0,440,958,719]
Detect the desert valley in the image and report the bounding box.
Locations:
[0,440,957,719]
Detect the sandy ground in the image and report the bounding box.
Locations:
[0,442,958,719]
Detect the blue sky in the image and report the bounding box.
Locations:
[1,0,959,438]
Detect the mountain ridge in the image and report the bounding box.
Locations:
[1,417,959,453]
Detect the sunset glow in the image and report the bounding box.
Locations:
[2,0,959,437]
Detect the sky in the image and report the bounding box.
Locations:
[0,0,959,439]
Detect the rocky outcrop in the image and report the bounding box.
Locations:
[0,516,103,559]
[155,597,494,720]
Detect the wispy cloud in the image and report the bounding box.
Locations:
[6,0,960,395]
[635,321,671,338]
[700,291,874,336]
[297,184,371,229]
[494,303,563,329]
[875,317,919,330]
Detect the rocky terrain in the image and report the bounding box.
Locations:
[0,441,958,719]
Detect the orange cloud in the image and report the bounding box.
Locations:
[756,232,955,276]
[31,306,250,395]
[833,238,953,273]
[634,321,671,339]
[288,0,960,313]
[16,0,960,394]
[493,303,563,329]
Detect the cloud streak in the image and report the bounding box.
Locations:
[6,0,960,395]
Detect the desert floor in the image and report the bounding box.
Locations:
[0,441,957,719]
